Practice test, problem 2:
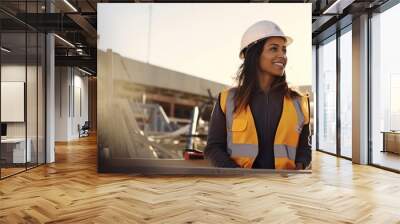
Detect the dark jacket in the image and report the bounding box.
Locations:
[204,87,312,169]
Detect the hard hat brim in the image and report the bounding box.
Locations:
[239,35,293,59]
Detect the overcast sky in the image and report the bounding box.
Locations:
[98,3,311,86]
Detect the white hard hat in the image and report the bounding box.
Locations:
[239,20,293,59]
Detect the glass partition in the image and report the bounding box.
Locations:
[0,2,46,179]
[38,32,45,165]
[27,30,38,169]
[339,28,352,158]
[1,30,28,177]
[371,3,400,171]
[317,36,337,154]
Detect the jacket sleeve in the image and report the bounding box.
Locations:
[295,123,312,168]
[204,93,240,168]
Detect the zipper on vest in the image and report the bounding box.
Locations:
[265,92,269,135]
[265,90,269,155]
[266,91,272,168]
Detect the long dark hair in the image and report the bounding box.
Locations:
[234,38,300,113]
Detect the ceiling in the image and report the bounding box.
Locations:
[0,0,392,75]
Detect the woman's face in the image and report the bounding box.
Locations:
[258,37,287,77]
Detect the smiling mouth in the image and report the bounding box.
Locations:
[273,62,285,68]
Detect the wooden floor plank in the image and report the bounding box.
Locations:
[1,134,400,223]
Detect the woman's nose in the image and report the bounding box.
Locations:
[277,50,287,59]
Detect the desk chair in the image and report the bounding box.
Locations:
[78,121,90,138]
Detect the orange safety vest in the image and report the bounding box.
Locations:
[220,88,310,169]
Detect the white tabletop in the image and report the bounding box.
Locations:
[1,138,27,143]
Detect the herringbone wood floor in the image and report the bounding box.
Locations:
[1,134,400,224]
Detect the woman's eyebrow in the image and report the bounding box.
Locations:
[267,43,285,47]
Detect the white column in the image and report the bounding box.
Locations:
[352,14,369,164]
[46,32,55,163]
[45,0,55,163]
[55,67,73,141]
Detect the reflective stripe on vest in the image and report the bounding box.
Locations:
[221,88,309,169]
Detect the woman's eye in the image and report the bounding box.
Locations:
[270,47,277,52]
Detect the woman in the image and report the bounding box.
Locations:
[204,20,311,170]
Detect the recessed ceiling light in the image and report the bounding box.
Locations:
[1,47,11,53]
[323,0,355,15]
[63,0,78,12]
[77,67,93,76]
[54,34,75,48]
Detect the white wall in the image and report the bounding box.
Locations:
[1,65,32,138]
[1,65,26,81]
[55,67,89,141]
[71,73,89,138]
[55,67,69,141]
[1,64,46,164]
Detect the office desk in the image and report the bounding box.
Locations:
[381,131,400,154]
[1,138,31,164]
